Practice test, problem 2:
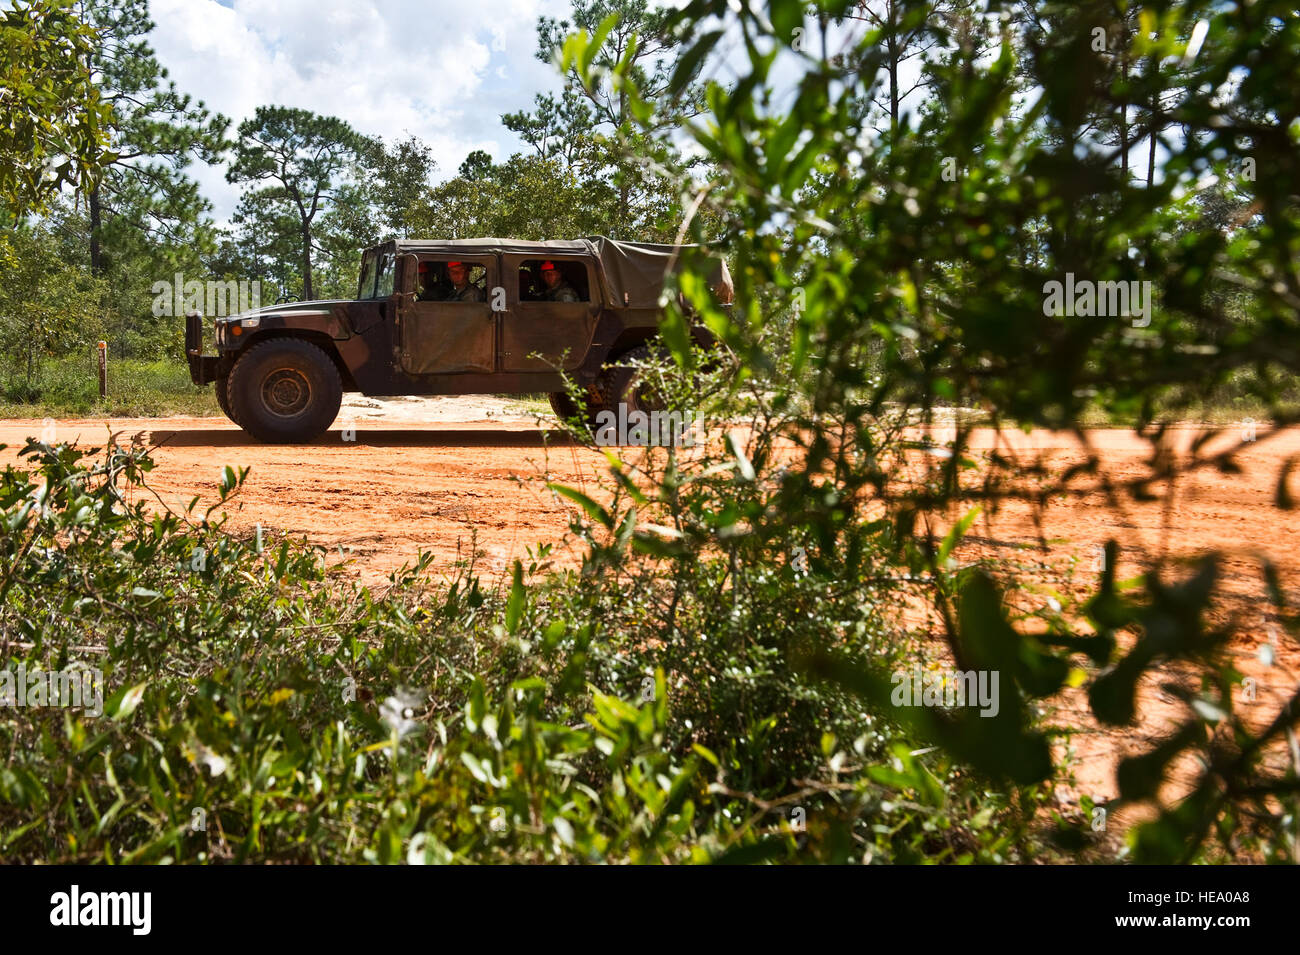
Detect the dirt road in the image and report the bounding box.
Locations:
[0,397,592,587]
[2,404,1296,812]
[1,405,1295,603]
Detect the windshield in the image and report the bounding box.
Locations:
[357,251,377,299]
[357,249,395,300]
[375,251,394,298]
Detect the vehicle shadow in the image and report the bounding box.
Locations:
[146,428,580,449]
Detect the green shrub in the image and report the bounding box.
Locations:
[0,356,217,417]
[0,439,1050,863]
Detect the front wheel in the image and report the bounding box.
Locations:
[227,338,342,443]
[214,375,240,426]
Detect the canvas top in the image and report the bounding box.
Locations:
[390,236,731,307]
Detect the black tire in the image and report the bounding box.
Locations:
[548,390,598,432]
[596,344,667,412]
[214,375,240,426]
[587,344,685,446]
[227,338,342,444]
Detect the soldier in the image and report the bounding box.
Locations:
[539,261,579,303]
[416,263,443,301]
[446,261,485,302]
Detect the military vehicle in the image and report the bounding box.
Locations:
[185,237,731,443]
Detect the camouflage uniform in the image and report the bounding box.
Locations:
[449,282,486,303]
[545,282,579,303]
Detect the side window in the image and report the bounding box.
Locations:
[518,259,589,304]
[416,259,488,303]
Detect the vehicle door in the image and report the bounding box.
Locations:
[396,253,497,374]
[498,254,598,373]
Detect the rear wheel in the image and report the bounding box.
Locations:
[227,338,342,443]
[583,344,689,446]
[548,390,597,432]
[595,344,669,418]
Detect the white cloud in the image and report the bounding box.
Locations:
[148,0,573,225]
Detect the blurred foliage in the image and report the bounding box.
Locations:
[3,0,1300,866]
[554,0,1300,862]
[0,0,112,218]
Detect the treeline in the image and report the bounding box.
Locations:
[0,0,1267,397]
[1,0,1299,864]
[0,0,712,388]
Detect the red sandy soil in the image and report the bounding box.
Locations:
[2,411,1297,845]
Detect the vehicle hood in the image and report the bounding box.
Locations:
[221,299,353,321]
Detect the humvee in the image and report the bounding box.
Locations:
[185,237,731,443]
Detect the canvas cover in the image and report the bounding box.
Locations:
[587,237,732,308]
[393,236,731,308]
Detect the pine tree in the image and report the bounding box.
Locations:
[80,0,229,274]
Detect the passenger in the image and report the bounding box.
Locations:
[417,264,443,301]
[539,261,579,303]
[446,261,485,302]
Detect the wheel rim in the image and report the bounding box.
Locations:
[261,367,311,418]
[631,373,666,413]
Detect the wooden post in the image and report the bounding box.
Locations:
[97,341,107,398]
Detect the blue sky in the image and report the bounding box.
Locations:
[146,0,940,227]
[148,0,577,224]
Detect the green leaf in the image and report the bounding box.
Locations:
[548,482,613,529]
[104,682,146,721]
[583,13,620,75]
[505,559,524,633]
[669,29,722,98]
[937,505,981,566]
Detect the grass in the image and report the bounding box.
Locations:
[0,362,556,423]
[0,356,220,418]
[501,393,553,416]
[3,359,1287,432]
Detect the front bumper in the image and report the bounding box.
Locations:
[184,312,221,386]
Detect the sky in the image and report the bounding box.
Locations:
[145,0,950,229]
[148,0,577,224]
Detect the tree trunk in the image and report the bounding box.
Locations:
[1146,115,1158,186]
[89,187,103,274]
[888,2,899,136]
[300,223,314,301]
[1147,54,1160,186]
[618,86,630,233]
[1119,29,1129,181]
